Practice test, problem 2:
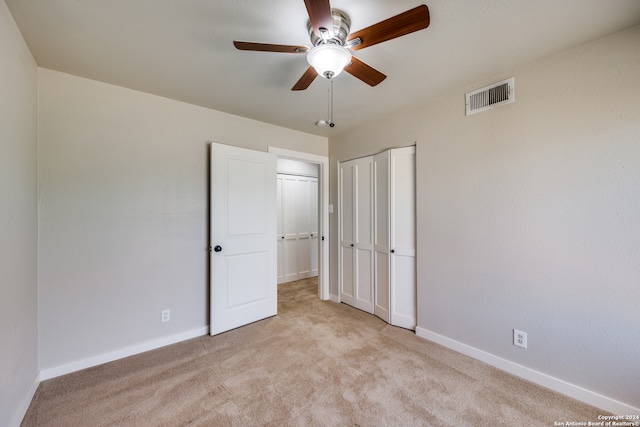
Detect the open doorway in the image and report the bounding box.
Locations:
[276,161,319,284]
[269,147,330,301]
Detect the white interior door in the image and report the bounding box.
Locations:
[210,143,277,336]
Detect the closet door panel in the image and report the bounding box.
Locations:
[391,151,416,256]
[354,158,374,313]
[389,147,416,329]
[296,178,311,277]
[341,246,355,303]
[391,255,416,329]
[355,249,373,311]
[283,239,299,281]
[374,158,389,248]
[296,238,311,278]
[310,178,319,276]
[339,161,355,305]
[276,175,285,283]
[340,163,354,245]
[355,159,373,247]
[374,251,390,320]
[373,151,390,322]
[283,176,299,282]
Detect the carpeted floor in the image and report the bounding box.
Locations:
[22,278,606,426]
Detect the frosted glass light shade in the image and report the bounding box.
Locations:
[306,44,352,79]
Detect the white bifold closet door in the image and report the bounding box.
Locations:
[277,174,318,284]
[339,157,375,313]
[375,147,416,329]
[340,147,416,329]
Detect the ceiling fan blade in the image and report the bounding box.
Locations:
[304,0,334,39]
[347,4,430,51]
[292,66,319,91]
[233,41,309,53]
[344,57,387,87]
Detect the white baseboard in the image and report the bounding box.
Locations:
[415,327,639,415]
[40,326,209,381]
[328,293,340,303]
[10,372,41,427]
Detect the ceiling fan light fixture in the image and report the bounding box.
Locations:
[306,44,352,79]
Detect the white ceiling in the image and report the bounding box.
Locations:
[6,0,640,137]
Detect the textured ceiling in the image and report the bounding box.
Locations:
[6,0,640,137]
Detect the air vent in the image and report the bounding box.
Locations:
[465,77,514,115]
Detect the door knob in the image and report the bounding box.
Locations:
[391,249,395,253]
[214,245,222,252]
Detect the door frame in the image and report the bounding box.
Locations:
[269,147,330,301]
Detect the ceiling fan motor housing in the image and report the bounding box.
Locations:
[307,10,351,47]
[233,3,430,90]
[306,10,353,79]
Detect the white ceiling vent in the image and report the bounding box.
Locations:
[465,77,514,116]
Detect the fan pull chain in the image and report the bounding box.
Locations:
[327,79,335,127]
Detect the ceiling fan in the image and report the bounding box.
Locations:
[233,1,430,91]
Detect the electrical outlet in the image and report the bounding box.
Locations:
[162,309,170,323]
[513,329,527,349]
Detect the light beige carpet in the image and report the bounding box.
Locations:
[22,278,606,426]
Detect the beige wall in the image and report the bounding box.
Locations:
[329,26,640,408]
[0,1,39,425]
[37,68,327,369]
